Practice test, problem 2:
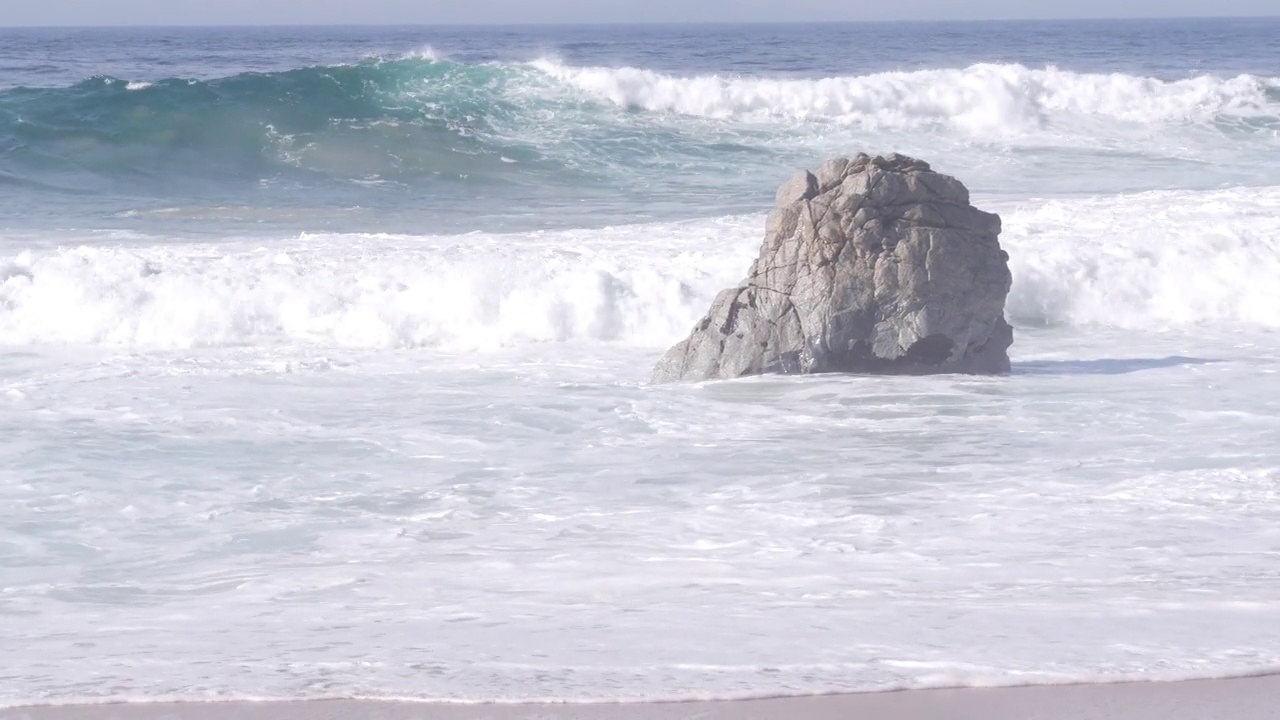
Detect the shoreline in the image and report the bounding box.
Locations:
[7,674,1280,720]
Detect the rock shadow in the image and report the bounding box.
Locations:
[1013,356,1217,376]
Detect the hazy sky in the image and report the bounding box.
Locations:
[3,0,1278,26]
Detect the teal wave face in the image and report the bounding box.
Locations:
[3,57,1279,232]
[0,59,567,194]
[0,57,767,231]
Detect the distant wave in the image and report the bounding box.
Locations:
[531,60,1280,130]
[2,186,1279,350]
[1,58,1278,197]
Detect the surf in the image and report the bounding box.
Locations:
[3,185,1279,351]
[1,58,1278,200]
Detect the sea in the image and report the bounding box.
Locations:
[2,19,1280,708]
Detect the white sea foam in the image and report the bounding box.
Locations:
[0,219,757,350]
[2,188,1279,351]
[4,186,1280,708]
[999,186,1280,328]
[6,664,1280,709]
[531,60,1280,132]
[4,321,1280,704]
[402,45,445,62]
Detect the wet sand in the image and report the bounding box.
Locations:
[6,674,1280,720]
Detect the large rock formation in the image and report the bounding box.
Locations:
[653,153,1013,383]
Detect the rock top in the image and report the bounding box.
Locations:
[652,153,1013,383]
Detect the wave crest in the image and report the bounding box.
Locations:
[532,60,1280,131]
[1002,187,1280,329]
[3,186,1280,352]
[2,59,1278,202]
[0,220,757,351]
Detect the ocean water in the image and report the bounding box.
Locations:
[2,19,1280,707]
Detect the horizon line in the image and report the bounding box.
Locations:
[2,14,1278,29]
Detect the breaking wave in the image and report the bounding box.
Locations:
[533,60,1280,131]
[2,186,1279,351]
[2,57,1278,197]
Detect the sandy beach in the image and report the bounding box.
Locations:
[6,674,1280,720]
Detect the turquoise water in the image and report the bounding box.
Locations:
[2,21,1280,231]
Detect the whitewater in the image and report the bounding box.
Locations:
[2,20,1280,709]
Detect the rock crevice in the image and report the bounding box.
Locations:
[652,153,1014,383]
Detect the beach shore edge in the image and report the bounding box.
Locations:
[6,673,1280,720]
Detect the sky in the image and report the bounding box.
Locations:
[2,0,1277,26]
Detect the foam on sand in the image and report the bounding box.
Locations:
[6,674,1280,720]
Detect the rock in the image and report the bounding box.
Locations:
[652,153,1013,383]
